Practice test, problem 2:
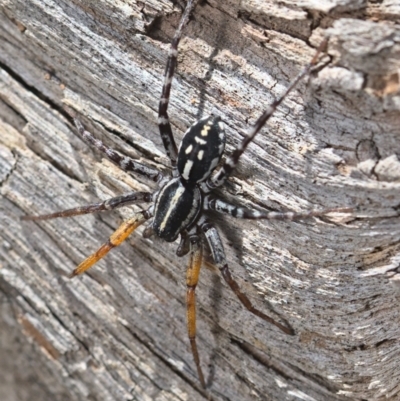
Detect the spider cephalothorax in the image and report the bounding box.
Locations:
[22,0,351,389]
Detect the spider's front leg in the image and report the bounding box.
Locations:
[64,108,163,183]
[158,0,197,167]
[21,192,152,221]
[186,233,206,388]
[204,196,353,221]
[200,221,294,336]
[206,39,328,190]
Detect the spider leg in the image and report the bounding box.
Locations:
[177,230,190,257]
[70,211,150,278]
[204,196,352,221]
[68,114,162,183]
[142,224,155,238]
[200,221,294,335]
[186,233,206,388]
[21,192,152,221]
[207,39,328,190]
[158,0,197,167]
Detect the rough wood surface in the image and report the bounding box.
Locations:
[1,1,400,400]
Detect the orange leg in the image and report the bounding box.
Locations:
[70,212,148,278]
[186,237,206,388]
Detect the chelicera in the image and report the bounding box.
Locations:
[22,0,351,388]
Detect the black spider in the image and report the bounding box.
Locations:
[22,0,350,388]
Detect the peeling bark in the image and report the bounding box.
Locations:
[0,1,400,400]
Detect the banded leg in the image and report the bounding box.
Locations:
[70,211,149,278]
[158,0,197,166]
[70,115,162,182]
[208,39,328,189]
[205,196,352,221]
[21,192,152,221]
[201,221,294,335]
[186,235,206,388]
[177,231,191,257]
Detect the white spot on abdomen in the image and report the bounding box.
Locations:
[201,125,211,137]
[195,136,206,145]
[182,160,194,180]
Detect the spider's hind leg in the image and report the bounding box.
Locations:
[186,232,206,388]
[70,210,150,277]
[200,220,294,336]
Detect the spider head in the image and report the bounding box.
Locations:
[153,178,202,242]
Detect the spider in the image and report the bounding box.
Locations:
[22,0,351,389]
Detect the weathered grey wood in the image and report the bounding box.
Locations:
[0,1,399,400]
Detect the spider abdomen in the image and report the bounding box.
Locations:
[177,116,225,184]
[153,178,202,242]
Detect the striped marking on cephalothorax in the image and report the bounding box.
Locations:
[159,185,186,232]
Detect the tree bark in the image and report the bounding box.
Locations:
[1,1,400,400]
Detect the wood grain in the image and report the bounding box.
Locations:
[0,1,399,400]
